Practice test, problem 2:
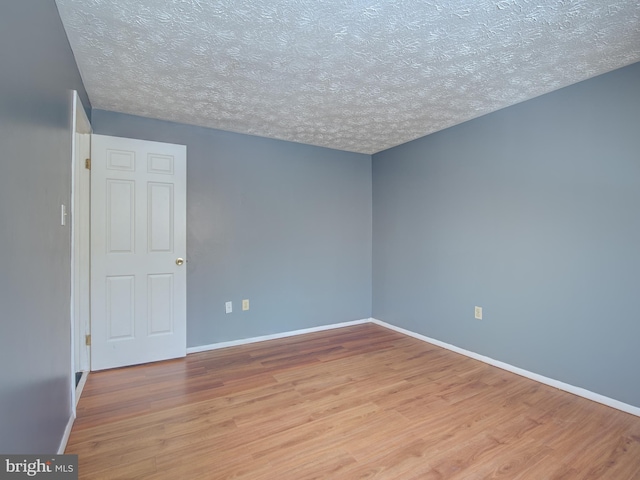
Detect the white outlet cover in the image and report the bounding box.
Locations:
[475,306,483,320]
[225,301,232,314]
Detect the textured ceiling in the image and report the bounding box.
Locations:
[56,0,640,154]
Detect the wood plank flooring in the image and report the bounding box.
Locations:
[66,323,640,479]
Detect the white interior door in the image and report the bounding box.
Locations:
[91,134,187,371]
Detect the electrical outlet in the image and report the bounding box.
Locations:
[242,299,250,311]
[225,301,232,314]
[474,306,482,320]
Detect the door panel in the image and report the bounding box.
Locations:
[91,134,187,371]
[106,179,135,253]
[148,274,174,335]
[106,275,135,340]
[148,182,174,252]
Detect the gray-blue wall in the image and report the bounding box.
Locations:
[373,62,640,408]
[91,110,373,347]
[0,1,90,453]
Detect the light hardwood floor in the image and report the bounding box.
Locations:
[67,323,640,479]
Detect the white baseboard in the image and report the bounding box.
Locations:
[186,318,370,354]
[371,318,640,418]
[58,413,76,454]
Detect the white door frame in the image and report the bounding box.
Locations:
[70,90,91,412]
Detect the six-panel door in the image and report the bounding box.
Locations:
[90,134,187,371]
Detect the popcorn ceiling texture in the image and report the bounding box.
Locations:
[56,0,640,154]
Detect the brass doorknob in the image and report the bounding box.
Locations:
[176,258,184,266]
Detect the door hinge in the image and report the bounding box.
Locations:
[85,158,91,170]
[85,334,91,346]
